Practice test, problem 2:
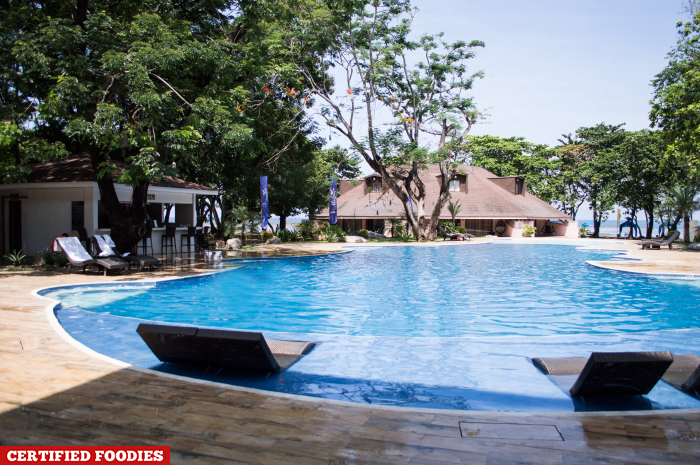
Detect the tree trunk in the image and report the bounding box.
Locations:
[670,214,682,232]
[163,204,173,224]
[684,214,691,242]
[89,152,149,253]
[644,208,654,239]
[280,215,287,231]
[240,220,246,246]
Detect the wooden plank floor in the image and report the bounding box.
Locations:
[1,266,699,464]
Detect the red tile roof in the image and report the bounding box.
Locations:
[15,153,216,192]
[317,164,571,220]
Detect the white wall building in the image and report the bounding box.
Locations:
[0,153,217,255]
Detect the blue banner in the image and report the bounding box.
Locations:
[260,176,269,231]
[329,178,338,225]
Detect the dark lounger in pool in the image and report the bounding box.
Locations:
[532,351,673,396]
[661,354,700,392]
[136,323,316,372]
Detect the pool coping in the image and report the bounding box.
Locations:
[33,254,700,418]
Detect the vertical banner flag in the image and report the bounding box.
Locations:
[260,176,269,231]
[329,178,338,225]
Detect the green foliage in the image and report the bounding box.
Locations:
[288,0,485,240]
[579,225,589,237]
[465,135,560,203]
[0,0,332,248]
[398,231,413,242]
[3,250,26,266]
[522,225,537,237]
[53,253,68,267]
[557,123,627,234]
[447,200,461,224]
[297,220,316,238]
[651,13,700,176]
[357,229,369,239]
[386,217,403,237]
[453,226,467,234]
[224,206,261,243]
[261,231,274,242]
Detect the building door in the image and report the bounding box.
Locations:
[8,200,22,252]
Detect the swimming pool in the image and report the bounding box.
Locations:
[44,243,700,411]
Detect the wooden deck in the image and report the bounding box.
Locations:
[1,264,700,464]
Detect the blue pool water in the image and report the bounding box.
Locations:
[48,244,700,337]
[44,243,700,411]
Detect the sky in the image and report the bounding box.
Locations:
[407,0,685,146]
[310,0,695,223]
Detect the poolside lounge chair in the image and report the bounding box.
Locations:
[446,225,473,241]
[136,323,316,372]
[532,351,673,396]
[638,230,680,250]
[56,236,129,276]
[437,225,462,241]
[661,354,700,392]
[96,235,160,269]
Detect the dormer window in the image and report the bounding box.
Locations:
[371,177,382,193]
[515,178,524,195]
[449,179,460,192]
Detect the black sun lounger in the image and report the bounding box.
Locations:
[532,351,673,396]
[56,236,129,276]
[661,354,700,392]
[97,235,160,269]
[437,225,460,241]
[136,323,316,372]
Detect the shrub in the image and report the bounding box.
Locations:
[3,250,26,266]
[53,253,68,267]
[261,231,273,242]
[523,225,537,237]
[454,226,467,234]
[579,226,589,237]
[357,229,369,239]
[298,219,315,238]
[398,231,412,242]
[694,232,700,243]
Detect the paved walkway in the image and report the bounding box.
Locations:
[1,242,700,464]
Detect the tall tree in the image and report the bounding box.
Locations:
[651,11,700,176]
[614,130,675,238]
[287,0,485,240]
[558,123,626,237]
[1,0,318,250]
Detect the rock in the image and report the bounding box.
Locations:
[367,231,386,239]
[344,236,367,243]
[226,238,242,250]
[266,236,282,244]
[33,250,54,266]
[688,243,700,251]
[215,241,226,249]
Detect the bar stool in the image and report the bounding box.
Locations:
[161,225,177,255]
[180,226,197,253]
[140,225,154,255]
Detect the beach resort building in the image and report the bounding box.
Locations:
[315,164,577,238]
[0,153,217,256]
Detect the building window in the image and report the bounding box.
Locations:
[371,178,382,193]
[449,179,460,192]
[515,179,524,195]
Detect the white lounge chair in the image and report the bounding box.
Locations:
[56,236,128,276]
